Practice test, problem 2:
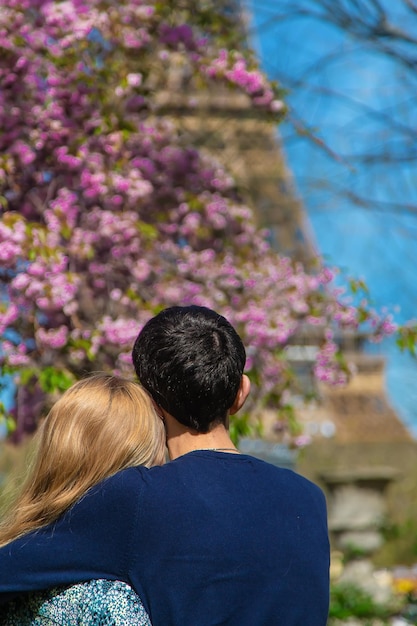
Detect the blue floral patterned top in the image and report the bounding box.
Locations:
[0,579,151,625]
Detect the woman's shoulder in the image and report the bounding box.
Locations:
[0,579,151,625]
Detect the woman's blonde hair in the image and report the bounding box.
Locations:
[0,373,166,546]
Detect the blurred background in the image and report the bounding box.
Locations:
[248,0,417,435]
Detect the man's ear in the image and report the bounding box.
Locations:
[229,374,251,415]
[151,400,166,423]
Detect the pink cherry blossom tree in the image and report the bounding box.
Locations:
[0,0,398,442]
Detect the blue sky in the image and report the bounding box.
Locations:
[248,0,417,434]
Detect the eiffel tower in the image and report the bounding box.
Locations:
[155,75,316,263]
[154,2,411,447]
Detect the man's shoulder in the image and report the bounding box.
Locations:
[243,454,326,498]
[148,452,325,502]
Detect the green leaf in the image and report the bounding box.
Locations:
[38,367,75,394]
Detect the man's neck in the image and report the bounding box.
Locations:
[164,417,238,460]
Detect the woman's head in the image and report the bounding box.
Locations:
[0,373,166,545]
[39,373,165,479]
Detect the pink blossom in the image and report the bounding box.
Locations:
[8,353,30,366]
[0,241,20,264]
[36,326,69,349]
[11,273,31,291]
[127,72,142,87]
[293,435,312,448]
[0,303,19,334]
[99,316,139,346]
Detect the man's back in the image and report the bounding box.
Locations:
[134,450,329,625]
[0,451,329,625]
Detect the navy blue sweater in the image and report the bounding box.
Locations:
[0,451,329,625]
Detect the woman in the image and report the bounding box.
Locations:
[0,373,166,625]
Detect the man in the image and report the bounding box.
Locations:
[0,305,330,625]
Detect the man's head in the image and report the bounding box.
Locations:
[132,306,247,433]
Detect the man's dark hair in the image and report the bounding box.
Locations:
[132,306,246,433]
